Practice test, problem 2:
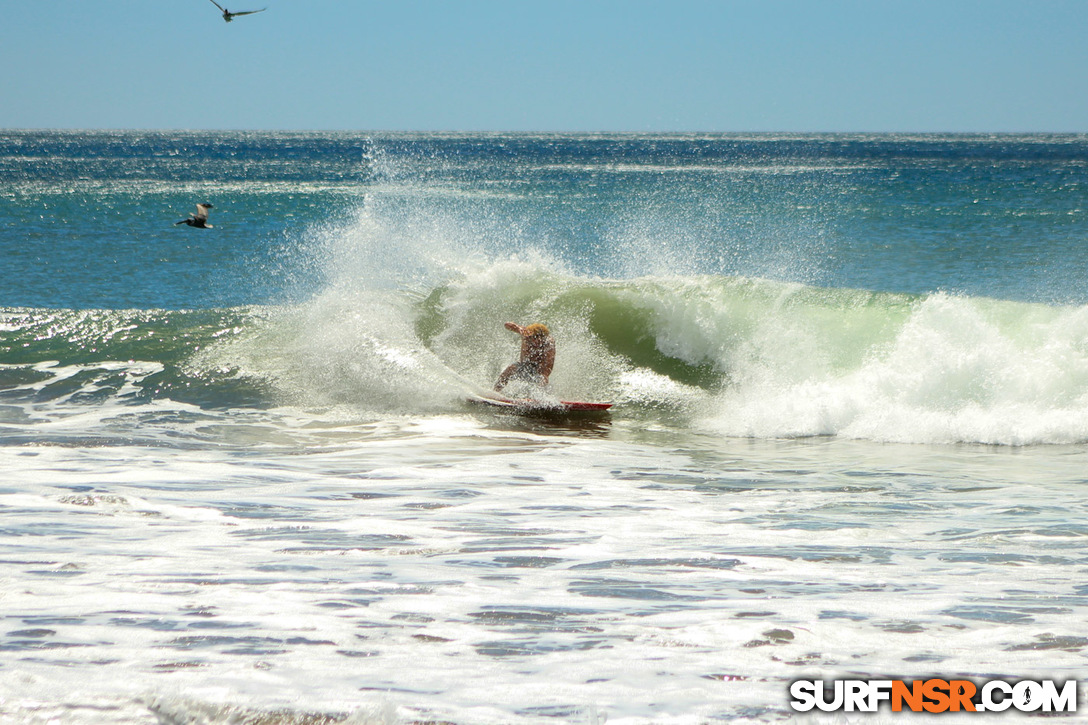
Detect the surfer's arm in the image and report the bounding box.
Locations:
[539,341,555,381]
[504,322,525,334]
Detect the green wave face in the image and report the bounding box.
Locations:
[416,270,918,393]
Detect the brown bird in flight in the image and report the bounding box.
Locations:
[209,0,267,22]
[175,203,214,229]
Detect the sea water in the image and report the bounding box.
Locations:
[2,131,1088,723]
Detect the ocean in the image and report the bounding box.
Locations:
[3,130,1088,723]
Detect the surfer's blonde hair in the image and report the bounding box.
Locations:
[525,323,550,337]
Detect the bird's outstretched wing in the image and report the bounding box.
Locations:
[208,0,227,12]
[194,203,213,221]
[229,8,267,17]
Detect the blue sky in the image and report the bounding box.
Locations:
[4,0,1087,132]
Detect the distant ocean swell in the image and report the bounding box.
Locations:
[5,269,1088,446]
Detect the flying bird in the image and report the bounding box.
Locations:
[208,0,267,22]
[175,203,214,228]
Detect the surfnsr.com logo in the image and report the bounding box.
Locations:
[789,679,1078,713]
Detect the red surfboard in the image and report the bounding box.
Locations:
[467,394,612,414]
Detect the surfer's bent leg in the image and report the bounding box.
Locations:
[495,362,542,391]
[495,362,521,391]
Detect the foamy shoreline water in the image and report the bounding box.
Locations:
[3,419,1087,723]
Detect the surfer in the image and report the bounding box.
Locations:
[495,322,555,391]
[208,0,267,22]
[174,203,213,228]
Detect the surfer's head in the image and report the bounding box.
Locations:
[525,323,550,338]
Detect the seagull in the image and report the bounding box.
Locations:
[175,203,214,228]
[208,0,266,22]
